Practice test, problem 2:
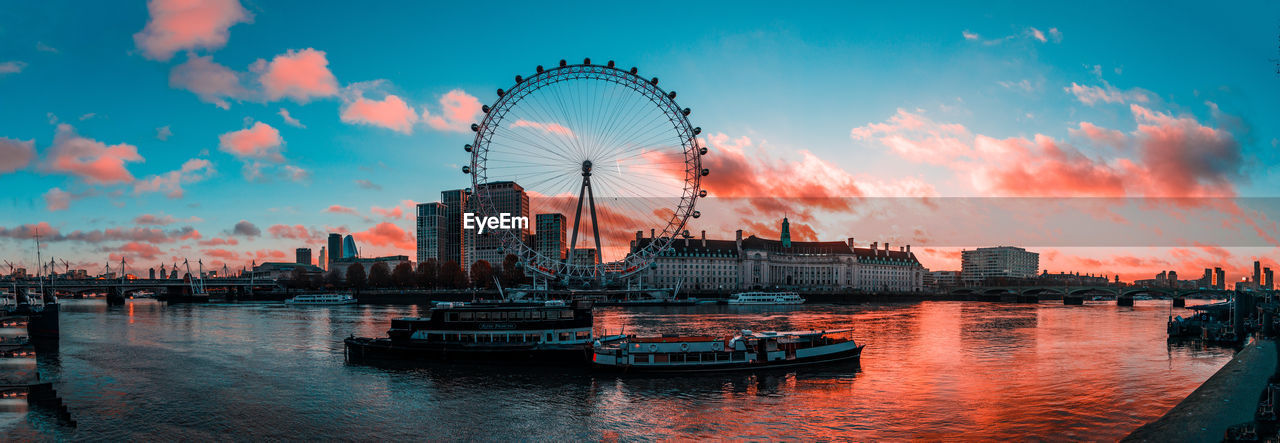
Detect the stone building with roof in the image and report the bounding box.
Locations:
[629,217,925,293]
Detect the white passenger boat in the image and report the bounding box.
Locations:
[727,291,805,305]
[592,329,862,373]
[285,293,356,305]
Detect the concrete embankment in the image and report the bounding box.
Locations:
[1125,338,1277,442]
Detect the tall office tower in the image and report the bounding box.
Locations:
[327,233,343,267]
[417,202,446,264]
[1201,268,1213,288]
[1255,261,1262,287]
[343,235,359,259]
[296,248,312,265]
[1214,267,1225,290]
[535,213,567,260]
[440,189,469,266]
[464,181,529,273]
[1167,270,1177,287]
[960,246,1040,284]
[319,247,327,271]
[1266,267,1274,290]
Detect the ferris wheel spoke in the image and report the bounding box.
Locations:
[592,93,660,161]
[491,127,578,164]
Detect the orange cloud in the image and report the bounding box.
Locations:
[218,122,283,162]
[254,48,339,103]
[353,222,414,251]
[340,94,418,134]
[133,0,252,61]
[44,124,143,184]
[423,89,482,132]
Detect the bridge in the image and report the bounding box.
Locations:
[948,285,1252,305]
[5,277,277,303]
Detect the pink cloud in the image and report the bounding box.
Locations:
[325,205,359,216]
[278,108,304,127]
[340,94,418,134]
[169,54,249,109]
[133,0,252,61]
[44,124,144,184]
[510,119,574,136]
[133,158,215,198]
[423,89,482,132]
[218,122,283,162]
[197,236,237,246]
[0,137,35,174]
[1069,121,1127,150]
[1064,82,1150,106]
[108,241,165,260]
[353,222,414,251]
[267,224,315,240]
[254,48,339,103]
[44,188,70,211]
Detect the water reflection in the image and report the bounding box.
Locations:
[1,299,1237,440]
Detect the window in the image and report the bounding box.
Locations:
[447,313,459,321]
[654,354,670,363]
[559,310,574,319]
[634,354,650,364]
[546,333,553,342]
[575,331,590,340]
[559,332,572,342]
[459,312,473,321]
[476,312,489,321]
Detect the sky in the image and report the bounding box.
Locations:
[0,1,1277,283]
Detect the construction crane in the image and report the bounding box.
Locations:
[3,260,14,277]
[59,258,70,276]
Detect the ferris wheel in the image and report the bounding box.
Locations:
[464,58,709,283]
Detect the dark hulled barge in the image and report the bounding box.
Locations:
[591,329,864,373]
[344,300,611,364]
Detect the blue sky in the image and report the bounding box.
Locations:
[1,1,1277,279]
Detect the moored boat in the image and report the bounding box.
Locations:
[285,293,356,305]
[344,300,617,364]
[591,329,862,373]
[727,291,805,305]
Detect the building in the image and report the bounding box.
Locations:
[1201,268,1213,288]
[1215,267,1226,290]
[1255,261,1262,289]
[1038,271,1108,286]
[632,218,925,293]
[330,256,412,281]
[440,189,469,266]
[319,247,327,272]
[929,270,961,289]
[343,235,359,259]
[296,248,312,265]
[149,268,156,279]
[961,246,1039,284]
[416,202,446,264]
[464,181,529,272]
[251,262,324,281]
[1266,267,1274,290]
[327,233,343,268]
[535,213,567,260]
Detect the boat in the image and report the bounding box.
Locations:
[727,291,805,305]
[285,293,356,305]
[344,299,617,363]
[591,329,863,373]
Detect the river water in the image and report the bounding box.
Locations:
[3,299,1234,440]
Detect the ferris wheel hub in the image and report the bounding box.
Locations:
[581,160,593,175]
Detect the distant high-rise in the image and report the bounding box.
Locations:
[343,235,359,259]
[327,233,343,267]
[417,202,446,264]
[465,181,529,273]
[536,213,567,260]
[1214,267,1225,290]
[440,189,469,266]
[296,248,312,265]
[319,247,327,271]
[1167,270,1177,287]
[1266,267,1274,290]
[1201,268,1213,288]
[149,268,156,279]
[1255,261,1262,287]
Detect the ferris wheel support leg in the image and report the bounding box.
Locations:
[586,176,602,268]
[568,177,588,267]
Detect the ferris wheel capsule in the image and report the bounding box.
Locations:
[559,59,567,67]
[482,105,490,114]
[701,169,710,176]
[699,190,707,197]
[630,67,638,74]
[699,147,707,155]
[496,88,505,97]
[650,77,659,85]
[583,57,591,65]
[692,211,701,218]
[607,60,615,68]
[692,127,701,135]
[515,75,523,83]
[464,144,472,152]
[537,65,544,73]
[682,108,691,116]
[471,124,480,132]
[462,166,471,174]
[667,91,677,99]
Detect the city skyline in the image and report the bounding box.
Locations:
[1,1,1279,282]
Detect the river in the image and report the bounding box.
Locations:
[3,299,1234,440]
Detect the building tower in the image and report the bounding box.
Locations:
[1255,261,1262,288]
[417,202,446,264]
[327,233,343,267]
[319,247,326,271]
[296,248,312,265]
[343,235,358,259]
[1214,267,1225,290]
[780,216,792,248]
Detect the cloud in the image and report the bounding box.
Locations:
[267,224,316,240]
[961,30,979,40]
[219,122,283,162]
[106,241,165,260]
[340,92,418,134]
[355,179,381,190]
[169,54,251,109]
[0,223,200,244]
[283,164,310,182]
[156,126,173,141]
[132,158,216,198]
[134,213,201,225]
[43,124,144,184]
[44,188,70,211]
[253,48,339,103]
[850,108,970,164]
[0,137,36,174]
[197,237,237,246]
[1027,27,1047,43]
[0,61,27,74]
[230,220,260,237]
[278,108,304,127]
[133,0,252,61]
[1069,122,1127,150]
[510,119,574,136]
[36,42,58,53]
[325,205,360,215]
[1064,81,1151,106]
[1048,28,1063,43]
[353,222,415,251]
[423,89,482,132]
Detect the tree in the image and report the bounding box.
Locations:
[346,263,367,291]
[392,262,415,288]
[417,259,438,289]
[324,269,342,288]
[470,260,494,289]
[368,262,391,288]
[500,254,526,287]
[439,260,463,289]
[310,272,325,289]
[289,266,310,290]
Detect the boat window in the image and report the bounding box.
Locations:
[575,331,590,340]
[477,334,489,343]
[733,351,746,361]
[447,313,459,322]
[653,354,669,363]
[461,334,474,343]
[670,354,686,363]
[559,332,572,342]
[559,310,574,319]
[634,354,650,364]
[459,312,473,321]
[527,333,540,342]
[546,333,554,342]
[476,312,489,321]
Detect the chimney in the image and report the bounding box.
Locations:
[735,229,743,255]
[701,230,706,247]
[636,230,642,241]
[884,242,890,252]
[847,237,855,249]
[650,228,655,238]
[906,245,911,254]
[684,236,689,247]
[871,242,878,255]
